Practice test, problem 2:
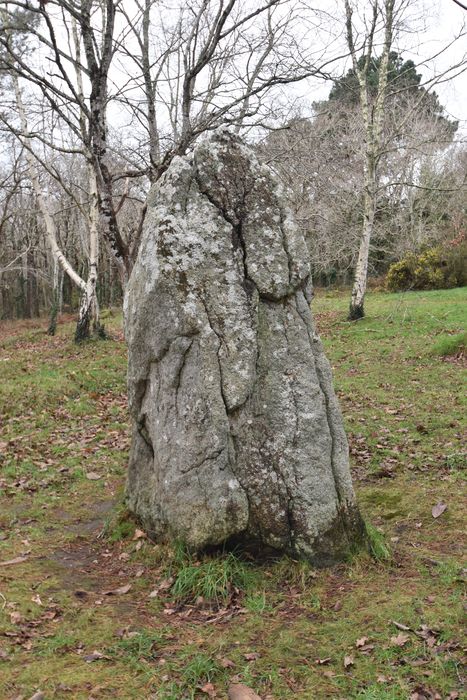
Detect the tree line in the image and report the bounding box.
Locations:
[0,0,465,336]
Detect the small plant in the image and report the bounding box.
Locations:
[155,682,183,700]
[244,590,269,613]
[170,551,259,606]
[356,685,405,700]
[182,653,220,687]
[436,560,465,586]
[445,451,466,472]
[36,632,79,656]
[269,557,318,592]
[112,630,165,661]
[365,522,391,562]
[100,502,136,541]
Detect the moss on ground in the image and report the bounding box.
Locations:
[0,289,465,699]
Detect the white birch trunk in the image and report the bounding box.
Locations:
[347,0,395,320]
[75,168,102,341]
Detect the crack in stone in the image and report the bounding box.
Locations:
[180,447,226,475]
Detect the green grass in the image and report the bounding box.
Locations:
[0,288,465,699]
[365,522,391,561]
[170,551,259,605]
[430,330,466,357]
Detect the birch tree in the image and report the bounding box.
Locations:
[14,78,102,340]
[0,1,132,284]
[344,0,397,319]
[343,0,466,319]
[1,0,338,273]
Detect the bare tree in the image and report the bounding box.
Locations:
[14,77,103,340]
[0,0,131,284]
[1,0,340,274]
[343,0,466,319]
[260,64,464,286]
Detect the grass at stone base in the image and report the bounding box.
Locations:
[0,289,465,700]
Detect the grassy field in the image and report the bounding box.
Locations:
[0,287,465,700]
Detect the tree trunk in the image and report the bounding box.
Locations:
[47,260,59,336]
[349,182,375,320]
[75,278,102,342]
[345,0,394,320]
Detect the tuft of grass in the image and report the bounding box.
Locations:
[445,451,466,473]
[170,551,259,606]
[430,330,466,357]
[155,682,183,700]
[181,653,221,687]
[356,686,405,700]
[110,630,165,662]
[365,522,391,561]
[36,632,79,656]
[244,590,270,613]
[100,501,136,541]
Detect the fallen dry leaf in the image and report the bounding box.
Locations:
[84,650,111,663]
[198,682,217,697]
[392,620,411,631]
[410,684,442,700]
[101,583,131,596]
[315,657,331,665]
[158,577,174,591]
[431,502,447,519]
[219,657,236,668]
[28,692,45,700]
[86,471,102,480]
[356,636,369,648]
[243,652,260,661]
[31,594,42,606]
[228,683,262,700]
[344,655,354,668]
[390,633,410,647]
[10,611,23,624]
[41,610,57,620]
[132,528,146,540]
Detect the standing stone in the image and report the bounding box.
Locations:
[124,129,365,564]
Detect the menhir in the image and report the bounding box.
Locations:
[124,129,365,564]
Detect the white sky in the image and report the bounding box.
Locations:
[298,0,466,134]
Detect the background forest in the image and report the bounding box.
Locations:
[0,0,465,332]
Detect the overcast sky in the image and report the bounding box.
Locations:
[292,0,466,135]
